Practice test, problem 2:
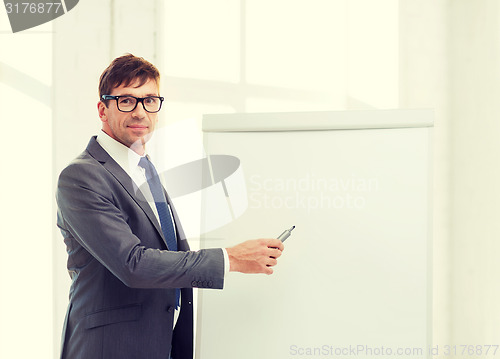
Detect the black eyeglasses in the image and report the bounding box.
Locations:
[101,95,164,113]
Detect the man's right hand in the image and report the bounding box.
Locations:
[226,238,284,275]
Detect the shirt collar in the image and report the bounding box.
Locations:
[96,131,146,174]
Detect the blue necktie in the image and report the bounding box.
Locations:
[138,156,180,308]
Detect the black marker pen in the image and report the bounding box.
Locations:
[277,226,295,242]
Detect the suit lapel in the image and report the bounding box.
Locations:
[85,137,170,249]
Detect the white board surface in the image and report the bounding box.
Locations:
[197,110,433,359]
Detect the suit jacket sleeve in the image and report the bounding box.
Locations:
[56,155,225,290]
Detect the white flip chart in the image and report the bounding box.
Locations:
[196,109,433,359]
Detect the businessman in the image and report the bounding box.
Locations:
[56,54,284,359]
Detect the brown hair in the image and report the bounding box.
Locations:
[98,54,160,103]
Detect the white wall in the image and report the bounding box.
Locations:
[400,1,500,352]
[448,0,500,348]
[0,11,53,359]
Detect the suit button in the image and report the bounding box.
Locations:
[191,280,198,287]
[165,306,174,313]
[208,281,213,288]
[202,281,207,287]
[197,281,203,287]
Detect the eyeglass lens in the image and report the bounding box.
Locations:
[117,96,161,112]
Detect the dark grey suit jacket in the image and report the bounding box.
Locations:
[56,137,224,359]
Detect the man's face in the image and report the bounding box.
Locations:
[98,78,159,155]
